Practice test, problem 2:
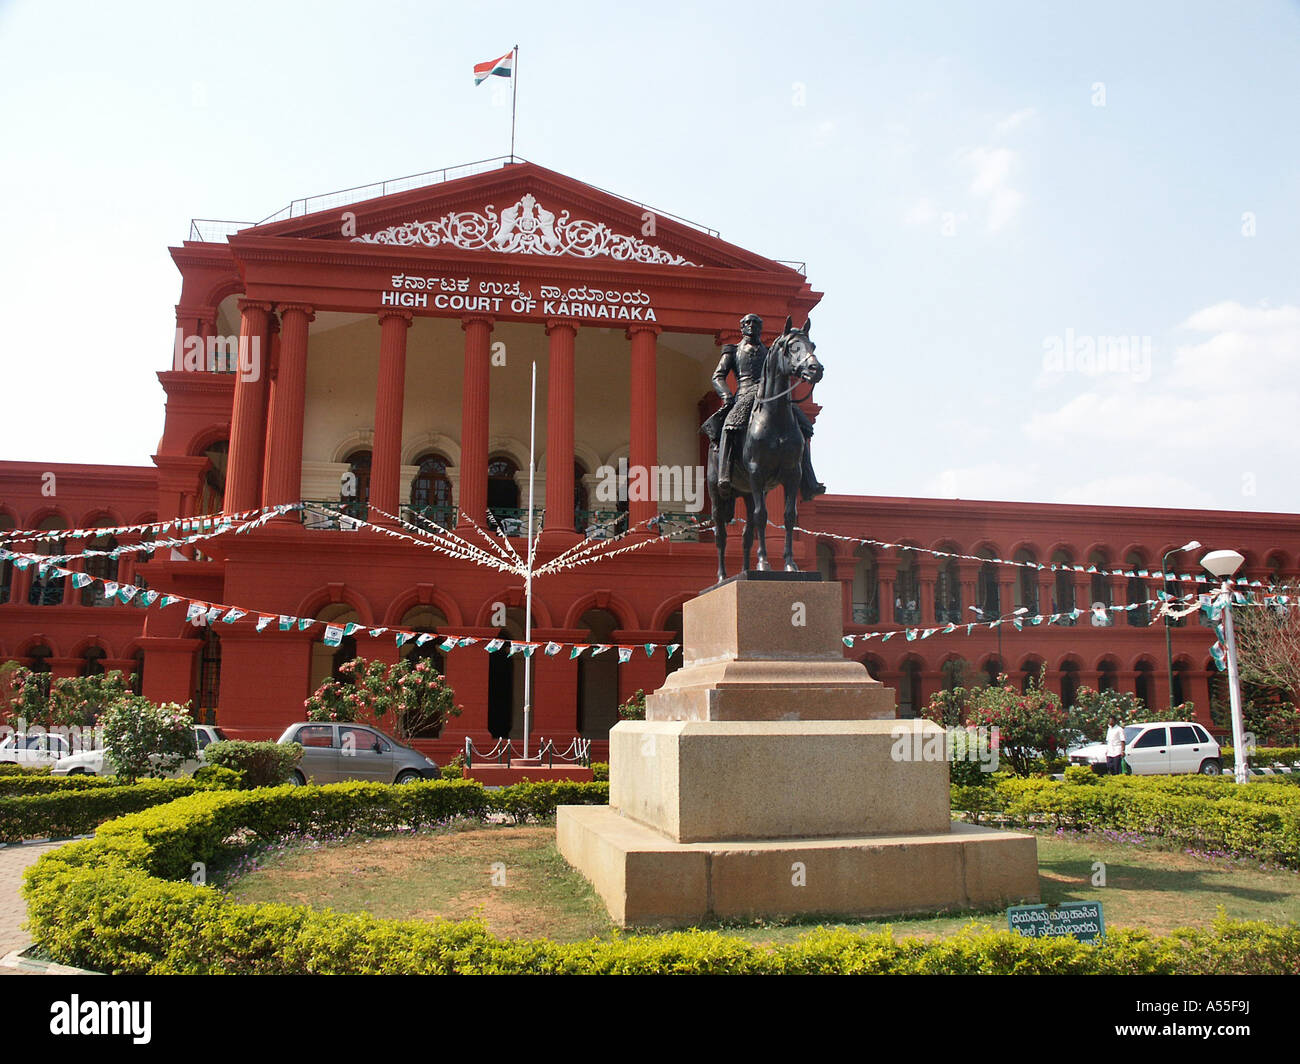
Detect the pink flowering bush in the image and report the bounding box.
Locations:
[304,656,462,742]
[927,674,1075,777]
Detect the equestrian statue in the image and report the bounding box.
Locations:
[702,313,825,582]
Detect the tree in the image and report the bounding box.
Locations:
[1231,603,1300,707]
[927,673,1076,777]
[1068,686,1193,743]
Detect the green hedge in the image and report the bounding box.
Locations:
[0,780,201,843]
[1223,746,1300,768]
[203,740,302,789]
[22,782,1300,974]
[0,763,51,777]
[952,775,1300,867]
[0,774,127,796]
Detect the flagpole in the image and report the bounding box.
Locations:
[522,360,536,757]
[510,44,519,162]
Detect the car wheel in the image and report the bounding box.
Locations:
[287,770,306,786]
[1199,759,1222,776]
[394,770,421,785]
[67,768,88,776]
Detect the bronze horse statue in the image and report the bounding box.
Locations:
[706,317,823,581]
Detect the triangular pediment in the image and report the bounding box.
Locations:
[236,161,798,274]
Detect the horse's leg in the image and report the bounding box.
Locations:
[753,487,771,571]
[783,476,799,571]
[709,447,727,583]
[741,495,754,573]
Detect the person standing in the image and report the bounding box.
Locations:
[1105,715,1127,775]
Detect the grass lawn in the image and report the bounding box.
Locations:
[221,823,1300,945]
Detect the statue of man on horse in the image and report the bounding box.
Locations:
[702,313,826,581]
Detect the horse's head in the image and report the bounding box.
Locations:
[778,315,823,386]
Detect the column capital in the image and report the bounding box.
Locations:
[277,302,315,322]
[545,318,579,336]
[460,315,494,332]
[625,323,661,339]
[237,299,274,315]
[377,308,414,327]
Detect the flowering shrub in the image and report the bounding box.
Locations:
[927,674,1074,777]
[1,665,134,731]
[304,657,462,743]
[98,697,198,782]
[617,689,647,721]
[1068,686,1193,743]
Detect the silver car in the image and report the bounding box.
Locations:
[277,722,438,785]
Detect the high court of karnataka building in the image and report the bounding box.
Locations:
[1,159,1294,759]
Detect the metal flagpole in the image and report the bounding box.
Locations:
[509,44,519,162]
[522,360,536,757]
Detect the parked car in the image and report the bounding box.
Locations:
[276,722,438,785]
[0,732,74,767]
[50,725,225,777]
[1068,721,1222,776]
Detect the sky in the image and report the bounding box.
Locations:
[0,0,1297,516]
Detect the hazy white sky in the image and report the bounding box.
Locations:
[1,0,1296,515]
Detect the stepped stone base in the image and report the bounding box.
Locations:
[556,806,1040,928]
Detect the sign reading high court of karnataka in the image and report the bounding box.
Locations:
[379,275,659,322]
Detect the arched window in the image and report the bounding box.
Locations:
[983,657,1004,687]
[83,525,120,607]
[935,559,961,624]
[1172,660,1192,708]
[894,550,919,624]
[487,456,520,512]
[0,513,14,604]
[1060,661,1081,708]
[27,645,53,674]
[976,550,1000,618]
[1098,659,1119,693]
[343,450,372,516]
[1125,550,1149,627]
[853,548,879,624]
[898,659,923,718]
[28,518,67,606]
[573,461,589,532]
[399,606,449,737]
[1051,550,1076,625]
[197,440,229,516]
[1015,550,1039,614]
[80,646,106,677]
[1019,658,1044,693]
[410,454,454,524]
[194,629,221,724]
[1135,662,1155,711]
[1088,550,1112,623]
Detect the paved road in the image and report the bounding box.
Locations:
[0,841,68,967]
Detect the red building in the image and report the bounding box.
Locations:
[1,159,1294,758]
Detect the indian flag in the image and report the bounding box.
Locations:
[473,49,514,85]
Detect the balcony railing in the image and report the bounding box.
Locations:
[578,509,627,539]
[302,500,367,530]
[651,512,705,542]
[402,504,458,530]
[852,602,879,625]
[489,507,543,538]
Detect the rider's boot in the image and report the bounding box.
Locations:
[718,430,735,492]
[800,444,826,501]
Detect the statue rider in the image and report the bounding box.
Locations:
[708,313,825,500]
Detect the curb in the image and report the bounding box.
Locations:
[0,834,93,850]
[0,948,102,976]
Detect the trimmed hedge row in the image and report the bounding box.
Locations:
[0,780,201,843]
[0,763,50,777]
[1223,746,1300,768]
[953,775,1300,867]
[22,782,1300,974]
[0,774,127,797]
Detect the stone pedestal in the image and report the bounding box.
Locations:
[557,573,1039,928]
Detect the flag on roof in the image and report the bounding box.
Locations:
[474,49,514,85]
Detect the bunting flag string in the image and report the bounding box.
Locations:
[0,502,299,546]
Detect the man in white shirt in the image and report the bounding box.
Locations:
[1105,715,1127,775]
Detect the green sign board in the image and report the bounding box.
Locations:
[1007,902,1105,942]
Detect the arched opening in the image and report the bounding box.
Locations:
[82,521,120,607]
[309,604,361,693]
[577,609,621,738]
[80,646,106,677]
[0,512,14,603]
[853,547,879,624]
[1060,661,1081,708]
[1019,657,1044,693]
[935,558,962,624]
[410,453,454,526]
[1051,550,1076,625]
[573,460,589,532]
[894,549,918,624]
[1014,550,1039,614]
[194,629,221,724]
[898,658,923,718]
[399,605,449,737]
[1135,661,1156,710]
[27,645,53,673]
[486,607,527,739]
[976,550,1000,618]
[28,516,67,606]
[487,456,520,514]
[816,542,835,582]
[1098,659,1119,693]
[1172,660,1192,708]
[860,655,883,682]
[343,450,372,516]
[197,440,229,515]
[1125,550,1149,627]
[983,657,1004,687]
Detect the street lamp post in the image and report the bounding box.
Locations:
[1201,549,1248,785]
[1162,540,1201,708]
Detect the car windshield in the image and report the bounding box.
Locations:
[1123,725,1143,741]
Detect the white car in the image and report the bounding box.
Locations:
[50,725,225,777]
[1068,721,1222,776]
[0,732,74,767]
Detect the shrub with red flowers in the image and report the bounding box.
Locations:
[928,674,1076,777]
[303,656,462,743]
